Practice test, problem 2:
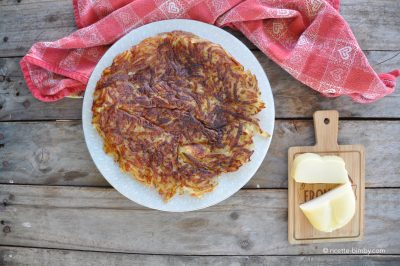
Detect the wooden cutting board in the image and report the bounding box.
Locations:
[288,110,365,244]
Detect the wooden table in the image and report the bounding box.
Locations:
[1,0,399,265]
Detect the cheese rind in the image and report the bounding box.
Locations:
[292,153,349,183]
[300,182,356,232]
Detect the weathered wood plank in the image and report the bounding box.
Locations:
[0,79,83,122]
[0,120,399,188]
[0,0,399,57]
[0,121,109,187]
[1,50,399,121]
[0,0,76,57]
[0,185,398,255]
[340,0,400,51]
[0,246,398,266]
[0,0,58,5]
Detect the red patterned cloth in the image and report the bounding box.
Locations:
[20,0,399,102]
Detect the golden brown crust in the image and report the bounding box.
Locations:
[92,31,268,201]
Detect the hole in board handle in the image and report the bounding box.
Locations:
[324,118,330,125]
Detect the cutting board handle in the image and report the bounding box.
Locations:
[313,110,339,150]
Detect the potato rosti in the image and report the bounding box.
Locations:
[92,31,268,201]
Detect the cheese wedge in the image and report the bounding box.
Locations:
[292,153,349,183]
[300,182,355,232]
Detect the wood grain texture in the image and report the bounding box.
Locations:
[0,0,76,57]
[288,111,364,244]
[0,246,398,266]
[340,0,400,51]
[0,121,109,187]
[0,120,398,188]
[0,185,398,255]
[0,0,399,57]
[1,50,399,121]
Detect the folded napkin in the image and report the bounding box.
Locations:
[20,0,399,103]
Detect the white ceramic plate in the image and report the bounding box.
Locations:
[82,19,275,212]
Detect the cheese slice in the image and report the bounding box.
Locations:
[292,153,349,183]
[300,182,356,232]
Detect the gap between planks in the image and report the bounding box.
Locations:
[1,183,400,190]
[1,244,400,257]
[1,117,400,123]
